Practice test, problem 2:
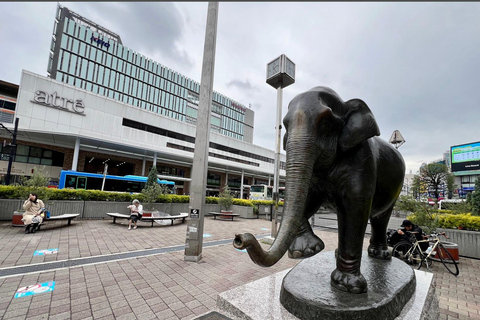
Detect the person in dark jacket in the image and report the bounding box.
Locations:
[397,219,428,251]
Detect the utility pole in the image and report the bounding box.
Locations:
[4,118,19,185]
[184,2,219,262]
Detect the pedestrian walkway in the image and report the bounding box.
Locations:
[0,216,477,319]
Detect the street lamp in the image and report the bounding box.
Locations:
[266,54,295,237]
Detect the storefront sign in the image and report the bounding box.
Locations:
[31,91,86,116]
[90,36,110,48]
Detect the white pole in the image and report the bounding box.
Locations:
[272,86,283,237]
[101,163,108,191]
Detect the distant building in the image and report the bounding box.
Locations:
[0,4,286,197]
[47,4,254,143]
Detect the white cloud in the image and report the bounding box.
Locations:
[1,2,480,174]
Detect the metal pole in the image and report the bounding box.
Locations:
[71,137,80,171]
[272,86,283,238]
[5,118,19,185]
[185,2,219,262]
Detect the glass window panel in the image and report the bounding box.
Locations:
[17,145,29,156]
[89,46,96,60]
[15,155,28,163]
[67,20,75,35]
[60,35,68,49]
[29,157,41,164]
[29,147,42,157]
[43,150,53,158]
[105,68,111,87]
[61,52,70,72]
[72,39,79,53]
[96,50,103,63]
[41,159,53,165]
[106,54,112,67]
[69,54,77,74]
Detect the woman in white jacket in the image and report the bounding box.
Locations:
[22,193,45,234]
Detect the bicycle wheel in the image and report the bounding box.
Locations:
[437,243,459,276]
[392,241,413,262]
[412,246,424,270]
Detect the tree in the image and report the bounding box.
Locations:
[446,173,456,199]
[21,166,51,202]
[145,165,158,189]
[142,166,164,210]
[472,178,480,215]
[218,184,234,212]
[411,175,421,200]
[419,163,450,201]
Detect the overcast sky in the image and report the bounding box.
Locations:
[1,2,479,174]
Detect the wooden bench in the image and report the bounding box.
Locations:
[106,212,189,227]
[36,213,80,230]
[210,212,240,221]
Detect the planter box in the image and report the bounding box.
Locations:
[438,228,480,259]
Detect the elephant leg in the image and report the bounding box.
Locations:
[288,218,325,259]
[368,205,394,260]
[331,198,371,294]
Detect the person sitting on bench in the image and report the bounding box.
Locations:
[127,199,143,230]
[22,193,45,234]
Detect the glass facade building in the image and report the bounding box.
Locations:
[47,4,254,143]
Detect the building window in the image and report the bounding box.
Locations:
[207,173,220,186]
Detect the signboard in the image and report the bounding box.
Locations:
[31,90,86,115]
[190,208,199,219]
[451,141,480,172]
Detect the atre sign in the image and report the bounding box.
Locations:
[30,91,86,116]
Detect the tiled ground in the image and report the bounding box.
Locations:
[0,216,477,319]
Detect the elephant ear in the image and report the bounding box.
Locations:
[338,98,380,152]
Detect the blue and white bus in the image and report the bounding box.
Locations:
[58,170,175,193]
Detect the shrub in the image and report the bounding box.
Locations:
[233,199,254,207]
[218,184,234,211]
[438,213,480,231]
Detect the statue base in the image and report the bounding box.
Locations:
[217,251,438,320]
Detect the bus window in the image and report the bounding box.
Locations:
[66,175,77,188]
[76,177,87,189]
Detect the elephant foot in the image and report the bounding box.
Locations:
[331,268,367,294]
[288,230,324,259]
[367,244,391,260]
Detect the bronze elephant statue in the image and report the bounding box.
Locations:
[234,86,405,294]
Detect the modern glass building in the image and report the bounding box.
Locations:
[47,4,254,143]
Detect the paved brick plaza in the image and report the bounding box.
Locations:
[0,217,478,319]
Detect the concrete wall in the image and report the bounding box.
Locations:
[1,199,256,220]
[438,228,480,259]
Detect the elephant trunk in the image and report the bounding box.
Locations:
[234,135,316,267]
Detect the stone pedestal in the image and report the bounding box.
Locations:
[217,251,438,320]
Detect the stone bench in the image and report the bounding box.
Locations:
[106,212,189,227]
[37,213,80,230]
[210,212,240,221]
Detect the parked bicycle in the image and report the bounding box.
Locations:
[392,231,459,276]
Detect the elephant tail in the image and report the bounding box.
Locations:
[234,233,290,267]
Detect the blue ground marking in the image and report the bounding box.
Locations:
[34,249,58,256]
[14,281,55,298]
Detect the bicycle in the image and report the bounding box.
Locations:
[392,231,459,276]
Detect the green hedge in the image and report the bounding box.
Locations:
[438,213,480,231]
[408,211,480,231]
[0,186,256,206]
